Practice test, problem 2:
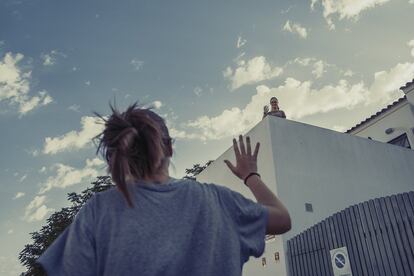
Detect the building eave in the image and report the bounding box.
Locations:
[345,96,407,134]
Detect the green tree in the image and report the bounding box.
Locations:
[18,176,114,276]
[184,160,213,180]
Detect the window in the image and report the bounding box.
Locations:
[387,133,411,149]
[305,203,313,212]
[274,252,280,262]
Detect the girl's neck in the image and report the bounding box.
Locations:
[142,159,170,184]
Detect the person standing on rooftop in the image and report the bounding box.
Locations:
[37,102,291,276]
[263,97,286,119]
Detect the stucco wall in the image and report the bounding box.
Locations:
[197,118,288,276]
[269,117,414,241]
[197,116,414,276]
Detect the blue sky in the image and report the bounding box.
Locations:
[1,0,414,273]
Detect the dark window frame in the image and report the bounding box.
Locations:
[387,133,411,149]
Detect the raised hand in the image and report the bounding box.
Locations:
[263,105,269,113]
[224,135,260,181]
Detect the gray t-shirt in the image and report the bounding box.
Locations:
[37,178,268,276]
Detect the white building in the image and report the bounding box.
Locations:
[346,80,414,148]
[196,80,414,275]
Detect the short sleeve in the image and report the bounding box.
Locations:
[37,197,97,276]
[214,185,268,261]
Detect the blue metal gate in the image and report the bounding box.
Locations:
[287,191,414,276]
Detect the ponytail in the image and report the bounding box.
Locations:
[94,102,171,207]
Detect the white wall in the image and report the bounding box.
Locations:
[349,100,414,146]
[197,116,414,276]
[197,118,288,276]
[269,117,414,239]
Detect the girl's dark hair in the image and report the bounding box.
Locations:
[94,102,171,207]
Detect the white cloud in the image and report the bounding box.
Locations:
[18,90,53,115]
[290,57,329,79]
[0,52,53,115]
[283,20,308,39]
[293,57,313,66]
[233,52,246,63]
[41,53,55,66]
[13,192,25,199]
[312,0,391,29]
[0,256,23,276]
[0,52,29,102]
[369,62,414,104]
[68,104,81,112]
[193,86,203,97]
[24,195,54,222]
[409,0,414,4]
[152,100,162,109]
[236,36,247,48]
[144,100,163,109]
[178,61,412,140]
[7,229,13,234]
[41,50,65,66]
[131,59,144,71]
[39,166,47,173]
[281,5,294,14]
[312,60,326,78]
[344,70,354,77]
[19,174,27,182]
[311,0,318,10]
[223,56,283,90]
[408,39,414,57]
[39,158,105,194]
[169,127,199,140]
[85,80,91,86]
[30,149,39,156]
[43,116,104,155]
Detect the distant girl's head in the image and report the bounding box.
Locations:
[270,97,279,110]
[95,102,172,207]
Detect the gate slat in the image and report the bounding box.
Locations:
[304,229,315,276]
[369,198,394,276]
[390,195,414,275]
[321,219,334,276]
[351,205,373,275]
[300,233,310,276]
[344,207,365,275]
[379,197,405,276]
[397,194,414,258]
[287,240,295,276]
[384,196,412,275]
[328,216,338,250]
[315,223,329,276]
[363,201,387,275]
[310,226,322,276]
[338,210,356,275]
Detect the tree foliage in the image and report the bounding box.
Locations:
[184,160,213,180]
[18,176,114,276]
